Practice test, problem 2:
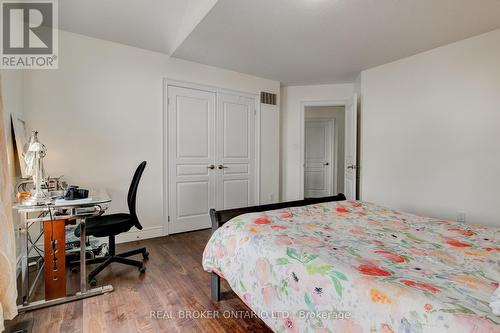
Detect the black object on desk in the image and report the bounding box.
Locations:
[64,185,89,200]
[72,161,149,286]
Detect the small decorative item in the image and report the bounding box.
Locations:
[16,191,31,203]
[23,131,49,205]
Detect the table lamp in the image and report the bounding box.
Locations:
[23,131,48,205]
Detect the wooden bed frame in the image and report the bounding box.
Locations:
[208,193,347,301]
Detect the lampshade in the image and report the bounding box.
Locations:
[28,142,45,152]
[23,131,48,205]
[24,131,46,177]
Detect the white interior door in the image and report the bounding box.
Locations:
[304,119,333,198]
[344,94,358,200]
[168,86,216,234]
[216,92,256,209]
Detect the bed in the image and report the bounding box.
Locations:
[203,196,500,333]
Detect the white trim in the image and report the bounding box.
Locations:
[163,78,261,234]
[162,79,168,236]
[167,79,217,93]
[116,226,164,244]
[254,97,261,205]
[167,79,259,100]
[299,99,348,200]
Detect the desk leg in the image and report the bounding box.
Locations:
[21,212,29,305]
[17,212,114,313]
[79,217,87,293]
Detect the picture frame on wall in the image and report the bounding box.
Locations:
[11,114,30,178]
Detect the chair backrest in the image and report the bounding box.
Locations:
[127,161,146,230]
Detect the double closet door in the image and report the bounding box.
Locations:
[168,85,256,234]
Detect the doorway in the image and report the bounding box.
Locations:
[304,106,345,198]
[299,96,358,200]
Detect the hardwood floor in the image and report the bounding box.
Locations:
[8,230,272,333]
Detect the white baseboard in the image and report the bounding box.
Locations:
[115,226,165,244]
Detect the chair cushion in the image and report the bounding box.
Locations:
[74,213,134,238]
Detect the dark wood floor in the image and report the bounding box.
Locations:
[7,230,272,333]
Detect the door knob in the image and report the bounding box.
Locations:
[207,164,215,170]
[347,164,358,170]
[324,162,330,166]
[218,164,228,169]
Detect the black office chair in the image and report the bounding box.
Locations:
[73,161,149,286]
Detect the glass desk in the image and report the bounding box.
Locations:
[13,189,113,312]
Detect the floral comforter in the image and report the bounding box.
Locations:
[202,200,500,333]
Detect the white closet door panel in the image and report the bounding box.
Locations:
[223,102,249,158]
[176,164,210,176]
[217,93,256,209]
[222,164,248,174]
[177,181,209,217]
[168,86,216,234]
[223,179,249,209]
[176,96,210,158]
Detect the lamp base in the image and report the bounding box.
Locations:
[23,191,50,206]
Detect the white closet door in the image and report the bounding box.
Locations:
[168,86,216,234]
[216,93,256,209]
[304,119,333,198]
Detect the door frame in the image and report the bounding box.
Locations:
[162,78,261,236]
[304,117,336,197]
[299,99,349,200]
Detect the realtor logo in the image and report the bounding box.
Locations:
[1,0,58,69]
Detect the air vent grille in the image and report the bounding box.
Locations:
[260,92,277,105]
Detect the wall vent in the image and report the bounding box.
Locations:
[260,92,277,105]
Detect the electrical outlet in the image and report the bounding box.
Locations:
[457,211,466,223]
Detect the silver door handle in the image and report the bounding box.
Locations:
[207,164,215,170]
[347,164,358,170]
[218,164,228,169]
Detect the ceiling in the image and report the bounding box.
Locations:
[173,0,500,85]
[59,0,218,55]
[59,0,500,86]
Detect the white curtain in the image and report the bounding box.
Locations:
[0,78,18,331]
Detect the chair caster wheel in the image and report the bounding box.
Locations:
[71,266,79,273]
[89,278,97,287]
[143,251,149,260]
[139,266,146,274]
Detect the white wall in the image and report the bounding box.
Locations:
[281,84,354,200]
[305,106,345,193]
[260,103,280,204]
[360,29,500,227]
[22,31,280,241]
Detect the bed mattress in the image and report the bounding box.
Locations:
[203,200,500,332]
